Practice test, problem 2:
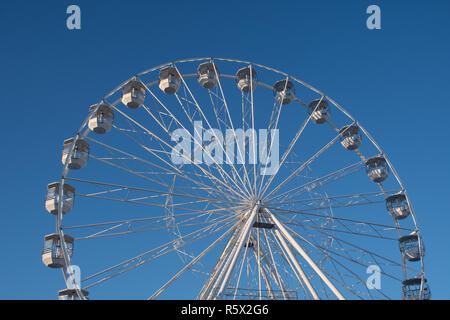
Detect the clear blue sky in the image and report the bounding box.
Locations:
[0,0,449,299]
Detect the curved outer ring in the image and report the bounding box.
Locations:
[56,57,425,300]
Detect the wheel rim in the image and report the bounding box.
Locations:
[50,58,427,300]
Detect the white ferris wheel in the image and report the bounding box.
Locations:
[42,58,429,300]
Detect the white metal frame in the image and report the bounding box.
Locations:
[51,58,426,300]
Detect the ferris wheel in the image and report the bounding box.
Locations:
[42,58,429,300]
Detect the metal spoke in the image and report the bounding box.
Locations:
[107,101,247,201]
[265,208,345,300]
[49,58,425,300]
[259,96,325,198]
[81,217,236,289]
[148,219,240,299]
[266,160,365,203]
[262,128,353,200]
